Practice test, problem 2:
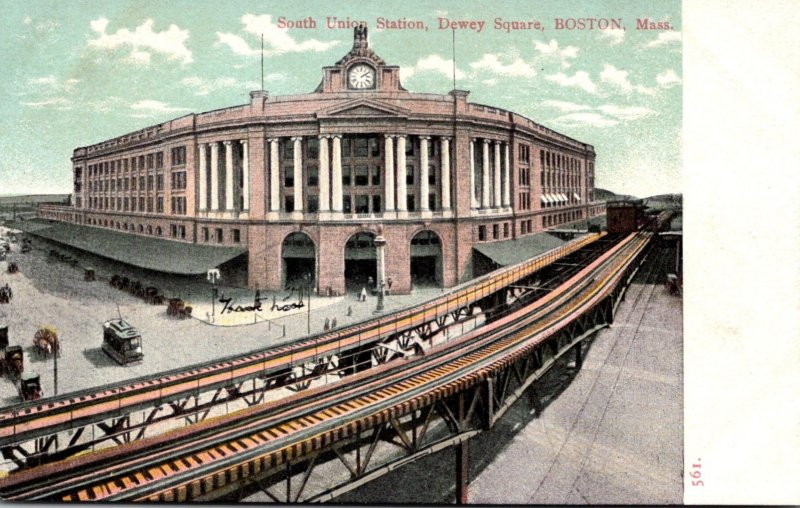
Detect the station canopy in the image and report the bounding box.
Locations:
[10,219,246,274]
[472,230,572,267]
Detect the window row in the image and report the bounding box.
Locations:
[201,227,241,244]
[86,145,187,178]
[477,222,511,242]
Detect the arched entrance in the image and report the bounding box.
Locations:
[344,231,376,290]
[281,232,316,289]
[410,230,443,287]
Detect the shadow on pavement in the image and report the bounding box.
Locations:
[82,347,120,368]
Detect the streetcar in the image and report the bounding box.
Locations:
[102,319,143,365]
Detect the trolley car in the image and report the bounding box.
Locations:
[102,319,143,365]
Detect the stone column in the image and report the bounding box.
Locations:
[198,143,207,211]
[331,136,343,212]
[481,139,490,209]
[318,136,330,212]
[210,142,219,210]
[441,137,451,210]
[494,141,502,208]
[224,140,234,211]
[384,135,395,211]
[396,135,407,211]
[240,140,249,210]
[292,136,303,212]
[419,136,430,211]
[269,138,280,212]
[502,142,510,207]
[470,139,477,209]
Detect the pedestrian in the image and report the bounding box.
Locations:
[331,318,337,328]
[360,287,367,302]
[323,317,330,331]
[347,305,353,316]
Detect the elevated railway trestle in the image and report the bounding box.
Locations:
[0,233,606,471]
[0,229,656,502]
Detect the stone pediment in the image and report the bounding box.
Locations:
[317,99,410,119]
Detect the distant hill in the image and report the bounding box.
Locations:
[595,188,638,201]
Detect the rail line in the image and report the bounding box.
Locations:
[0,231,652,501]
[0,233,603,450]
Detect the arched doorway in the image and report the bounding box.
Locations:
[281,232,316,290]
[410,230,443,287]
[344,231,376,290]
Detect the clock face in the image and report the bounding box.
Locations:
[348,64,375,89]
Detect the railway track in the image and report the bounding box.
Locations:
[0,232,651,501]
[0,233,605,453]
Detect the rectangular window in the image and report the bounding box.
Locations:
[503,223,509,238]
[354,138,369,157]
[171,146,186,166]
[156,174,163,191]
[407,194,415,211]
[124,198,129,211]
[355,165,368,186]
[284,196,294,212]
[343,195,352,213]
[406,166,414,185]
[215,228,223,243]
[369,137,380,157]
[147,175,153,189]
[283,141,294,159]
[139,176,145,189]
[342,165,351,186]
[179,225,186,239]
[111,180,116,191]
[138,197,145,211]
[147,197,153,212]
[372,195,381,213]
[284,167,294,187]
[171,224,177,237]
[147,154,154,169]
[232,229,240,243]
[202,227,209,242]
[493,224,499,239]
[307,167,318,187]
[405,139,414,156]
[307,195,319,213]
[156,197,164,213]
[428,165,436,185]
[342,138,352,157]
[307,138,319,159]
[478,225,487,241]
[355,195,369,213]
[428,193,436,210]
[372,166,381,185]
[156,152,163,168]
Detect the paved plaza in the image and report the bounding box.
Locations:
[0,226,441,405]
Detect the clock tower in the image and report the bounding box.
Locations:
[315,24,406,93]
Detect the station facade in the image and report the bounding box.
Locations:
[48,26,603,294]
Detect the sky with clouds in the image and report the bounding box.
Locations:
[1,0,681,197]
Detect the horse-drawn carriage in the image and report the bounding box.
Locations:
[19,372,42,401]
[1,345,24,379]
[7,261,19,274]
[33,327,60,358]
[102,319,143,365]
[167,298,192,319]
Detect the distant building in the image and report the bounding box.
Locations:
[42,26,603,294]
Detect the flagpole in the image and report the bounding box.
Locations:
[261,33,265,90]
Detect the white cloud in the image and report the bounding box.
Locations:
[552,112,619,128]
[597,104,657,121]
[545,71,597,94]
[534,39,579,68]
[181,76,265,96]
[21,97,73,110]
[470,54,536,78]
[646,31,682,48]
[216,14,339,57]
[541,99,592,113]
[599,28,625,46]
[88,17,192,64]
[130,100,188,114]
[599,64,657,96]
[26,75,80,95]
[401,54,466,81]
[656,69,682,88]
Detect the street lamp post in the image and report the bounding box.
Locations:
[373,229,387,314]
[207,268,221,321]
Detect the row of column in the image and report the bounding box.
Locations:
[265,135,452,213]
[469,139,511,210]
[198,140,250,212]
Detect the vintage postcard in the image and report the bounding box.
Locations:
[0,0,795,504]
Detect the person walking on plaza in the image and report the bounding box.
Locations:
[359,287,367,302]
